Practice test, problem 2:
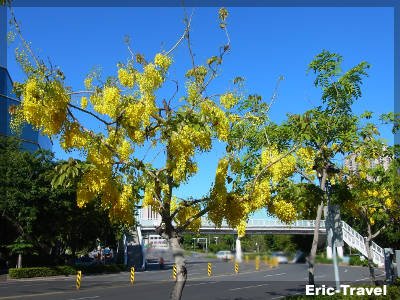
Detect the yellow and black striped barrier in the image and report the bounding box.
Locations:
[172,264,177,280]
[234,262,239,274]
[255,256,260,271]
[271,257,279,268]
[76,270,82,290]
[245,255,249,263]
[264,256,269,266]
[207,263,212,276]
[130,267,135,285]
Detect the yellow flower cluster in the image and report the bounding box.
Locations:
[137,63,163,94]
[296,147,315,178]
[143,181,161,212]
[154,53,172,71]
[176,204,201,232]
[22,77,69,136]
[168,125,211,183]
[186,81,201,105]
[60,122,88,150]
[208,158,229,227]
[80,97,88,109]
[270,200,297,224]
[200,100,229,141]
[84,77,93,89]
[117,139,133,162]
[249,178,271,210]
[186,66,208,83]
[220,93,238,109]
[236,219,247,238]
[118,68,136,88]
[91,86,121,118]
[76,169,109,207]
[108,184,135,225]
[261,147,296,183]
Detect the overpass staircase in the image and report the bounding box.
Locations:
[342,221,384,267]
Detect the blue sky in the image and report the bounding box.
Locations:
[7,7,394,218]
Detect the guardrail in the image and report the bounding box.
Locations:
[138,217,326,231]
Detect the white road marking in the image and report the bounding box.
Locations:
[354,273,385,282]
[303,274,326,280]
[186,282,217,287]
[228,283,269,291]
[264,272,286,277]
[66,297,100,300]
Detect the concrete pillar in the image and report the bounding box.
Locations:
[235,238,242,263]
[337,246,344,258]
[327,246,332,259]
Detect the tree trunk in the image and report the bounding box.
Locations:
[365,223,376,285]
[17,253,22,268]
[308,200,324,285]
[308,169,327,285]
[169,236,187,300]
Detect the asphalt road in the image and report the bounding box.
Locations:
[0,257,386,300]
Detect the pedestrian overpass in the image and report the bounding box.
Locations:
[139,217,327,235]
[135,209,384,267]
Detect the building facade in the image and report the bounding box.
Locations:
[0,7,51,151]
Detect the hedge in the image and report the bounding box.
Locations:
[8,266,76,278]
[8,264,127,279]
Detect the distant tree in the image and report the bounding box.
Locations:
[274,51,370,285]
[342,128,399,285]
[0,137,122,267]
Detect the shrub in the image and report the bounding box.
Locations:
[349,255,371,267]
[9,266,75,279]
[8,264,125,279]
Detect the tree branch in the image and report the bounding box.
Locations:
[371,225,386,240]
[166,10,194,55]
[68,103,113,126]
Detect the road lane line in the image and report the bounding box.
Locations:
[264,272,286,277]
[186,282,218,287]
[67,297,100,300]
[228,283,269,291]
[66,296,100,300]
[302,274,326,280]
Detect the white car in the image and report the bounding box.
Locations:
[216,251,233,261]
[271,251,289,264]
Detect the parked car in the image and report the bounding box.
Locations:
[271,251,289,264]
[216,250,233,261]
[291,250,306,263]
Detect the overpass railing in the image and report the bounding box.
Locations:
[138,217,325,230]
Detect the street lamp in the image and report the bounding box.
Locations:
[326,177,341,292]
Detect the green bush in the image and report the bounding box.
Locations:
[349,255,369,267]
[8,264,125,279]
[9,266,76,279]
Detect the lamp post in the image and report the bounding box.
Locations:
[192,238,196,251]
[326,178,341,292]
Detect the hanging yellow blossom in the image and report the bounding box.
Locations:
[154,53,172,71]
